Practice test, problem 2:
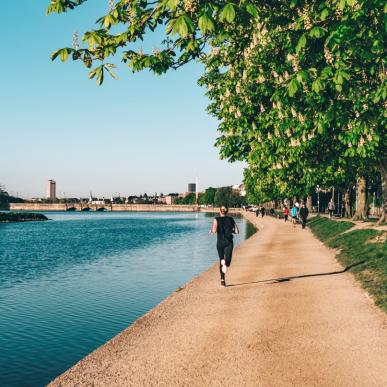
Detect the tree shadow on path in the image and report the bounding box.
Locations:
[227,261,365,287]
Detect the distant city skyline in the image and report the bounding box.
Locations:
[0,1,244,197]
[5,176,243,200]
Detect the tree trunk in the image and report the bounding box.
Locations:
[343,188,351,218]
[377,160,387,225]
[351,176,367,221]
[306,195,313,213]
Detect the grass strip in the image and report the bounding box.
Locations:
[0,212,48,222]
[309,216,387,312]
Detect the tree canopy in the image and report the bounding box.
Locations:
[47,0,386,221]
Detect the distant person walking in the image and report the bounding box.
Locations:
[260,206,266,217]
[255,208,259,217]
[299,203,309,229]
[283,206,289,222]
[328,199,335,218]
[291,205,298,227]
[210,206,239,287]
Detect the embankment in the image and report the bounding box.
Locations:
[10,203,200,212]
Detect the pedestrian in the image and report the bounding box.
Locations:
[210,206,239,287]
[260,206,265,217]
[299,203,309,229]
[255,207,259,217]
[283,206,289,222]
[291,205,298,227]
[270,208,275,216]
[328,199,335,218]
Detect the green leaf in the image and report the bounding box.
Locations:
[104,15,111,28]
[246,4,259,18]
[341,70,350,80]
[320,8,329,21]
[309,27,325,38]
[288,79,299,96]
[60,48,69,62]
[170,15,193,37]
[312,79,323,93]
[198,13,215,34]
[296,34,307,53]
[166,0,179,10]
[50,49,61,61]
[105,63,118,80]
[220,4,236,23]
[96,68,104,86]
[88,68,97,79]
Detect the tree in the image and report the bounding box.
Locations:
[175,193,196,205]
[0,185,24,204]
[203,187,216,205]
[214,186,233,207]
[199,0,385,219]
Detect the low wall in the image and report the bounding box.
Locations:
[9,203,198,212]
[8,203,245,213]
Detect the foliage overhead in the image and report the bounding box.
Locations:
[47,0,386,209]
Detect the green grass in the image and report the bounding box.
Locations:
[309,216,387,312]
[308,216,354,241]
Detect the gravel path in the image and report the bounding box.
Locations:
[50,214,387,387]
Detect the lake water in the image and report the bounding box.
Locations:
[0,212,254,387]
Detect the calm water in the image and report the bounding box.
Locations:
[0,212,254,387]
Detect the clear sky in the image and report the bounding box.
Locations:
[0,1,244,198]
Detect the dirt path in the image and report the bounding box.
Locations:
[50,215,387,387]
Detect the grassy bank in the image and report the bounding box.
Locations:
[0,212,48,222]
[308,216,387,312]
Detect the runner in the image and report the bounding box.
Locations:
[328,199,335,218]
[283,206,289,222]
[260,206,266,217]
[290,204,298,227]
[210,206,239,287]
[299,203,309,229]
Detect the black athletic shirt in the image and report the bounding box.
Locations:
[216,216,236,243]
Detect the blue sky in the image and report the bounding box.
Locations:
[0,1,244,198]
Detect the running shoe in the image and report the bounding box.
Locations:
[221,259,227,274]
[221,279,226,287]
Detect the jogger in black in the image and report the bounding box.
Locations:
[210,206,239,287]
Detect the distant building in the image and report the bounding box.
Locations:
[46,180,56,200]
[165,194,178,205]
[188,183,196,193]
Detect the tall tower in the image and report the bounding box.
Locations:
[47,180,56,200]
[188,183,196,194]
